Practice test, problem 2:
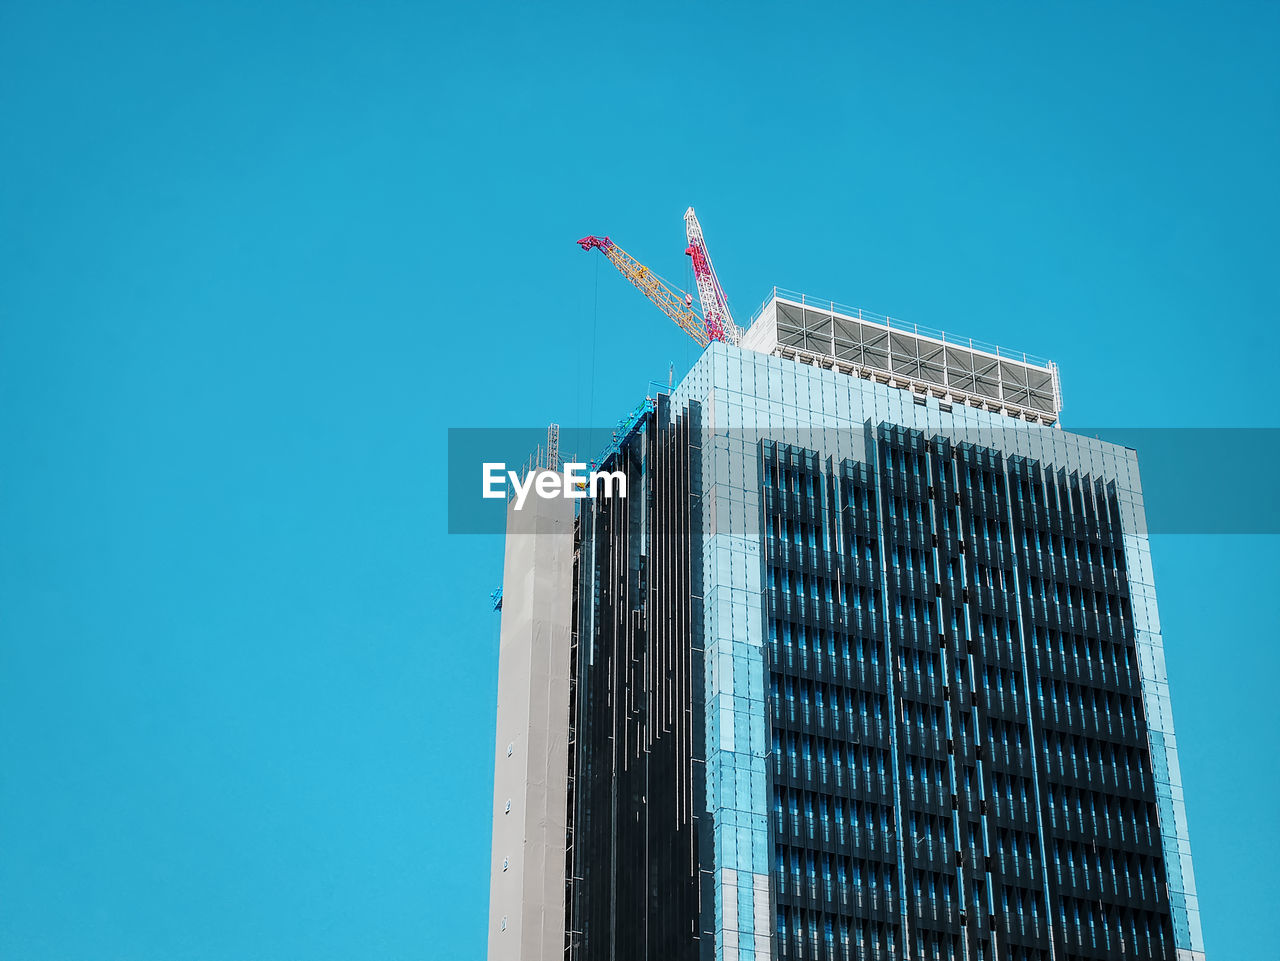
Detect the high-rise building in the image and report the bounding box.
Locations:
[488,291,1205,961]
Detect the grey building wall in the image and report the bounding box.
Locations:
[488,478,575,961]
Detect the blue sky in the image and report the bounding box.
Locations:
[1,2,1276,958]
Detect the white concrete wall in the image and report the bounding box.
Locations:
[739,297,777,355]
[487,479,574,961]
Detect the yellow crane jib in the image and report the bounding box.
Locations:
[577,235,709,348]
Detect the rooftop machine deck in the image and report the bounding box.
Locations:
[741,289,1062,426]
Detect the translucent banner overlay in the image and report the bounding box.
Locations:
[447,427,1280,535]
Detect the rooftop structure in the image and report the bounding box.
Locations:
[741,290,1062,426]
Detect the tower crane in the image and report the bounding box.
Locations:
[577,235,709,347]
[577,209,741,348]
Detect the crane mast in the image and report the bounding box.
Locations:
[577,235,709,347]
[684,207,741,345]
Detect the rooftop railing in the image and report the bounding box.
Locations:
[747,286,1056,371]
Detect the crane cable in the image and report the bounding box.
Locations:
[588,253,599,432]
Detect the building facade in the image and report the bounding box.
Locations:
[491,294,1205,961]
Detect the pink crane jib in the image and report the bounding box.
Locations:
[684,207,741,345]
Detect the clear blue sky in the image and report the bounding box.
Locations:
[1,2,1276,958]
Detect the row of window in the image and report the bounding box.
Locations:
[1046,786,1159,848]
[903,756,950,796]
[988,827,1040,880]
[966,617,1024,668]
[765,462,824,499]
[1013,471,1118,546]
[1056,895,1169,958]
[900,700,947,737]
[901,757,957,809]
[768,534,1121,647]
[773,677,888,731]
[1018,477,1122,556]
[907,874,1046,929]
[1053,841,1163,903]
[1042,731,1150,793]
[988,771,1035,822]
[980,663,1024,703]
[775,907,896,961]
[983,717,1031,764]
[770,625,884,678]
[773,516,831,552]
[1037,678,1142,738]
[776,887,1051,961]
[1019,525,1119,574]
[1031,627,1137,690]
[771,731,892,793]
[785,447,1124,571]
[770,567,874,609]
[1025,577,1128,628]
[773,788,895,848]
[776,845,899,902]
[898,709,1031,773]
